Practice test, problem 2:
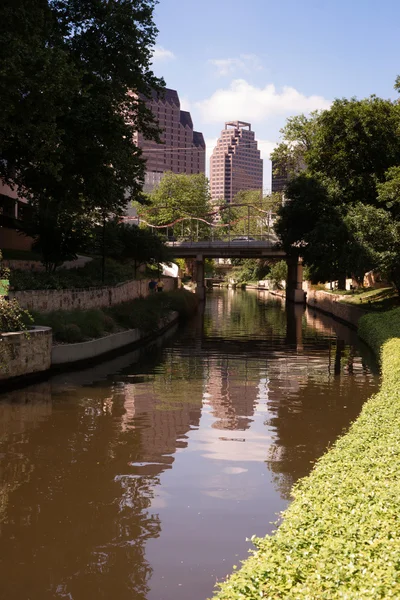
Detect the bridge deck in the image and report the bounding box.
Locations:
[166,240,286,259]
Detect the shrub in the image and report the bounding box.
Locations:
[0,298,33,333]
[58,323,83,343]
[0,250,10,280]
[212,312,400,600]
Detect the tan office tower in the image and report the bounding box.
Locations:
[133,88,206,192]
[210,121,263,203]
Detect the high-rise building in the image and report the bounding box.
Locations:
[210,121,263,203]
[133,88,206,192]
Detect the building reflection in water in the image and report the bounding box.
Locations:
[0,290,378,600]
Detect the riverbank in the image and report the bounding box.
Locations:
[212,307,400,599]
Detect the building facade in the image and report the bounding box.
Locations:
[133,89,206,192]
[210,121,263,203]
[271,158,288,193]
[271,156,307,194]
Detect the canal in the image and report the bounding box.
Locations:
[0,290,379,600]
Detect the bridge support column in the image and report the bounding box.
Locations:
[195,254,206,300]
[286,257,306,304]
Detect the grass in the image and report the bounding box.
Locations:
[320,286,399,312]
[211,308,400,599]
[32,290,197,343]
[338,287,399,311]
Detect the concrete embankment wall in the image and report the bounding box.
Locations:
[0,327,52,382]
[10,277,176,312]
[306,289,366,329]
[51,312,178,366]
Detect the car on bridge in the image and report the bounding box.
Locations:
[231,236,256,242]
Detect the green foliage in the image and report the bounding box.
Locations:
[275,93,400,289]
[0,250,10,280]
[377,166,400,218]
[212,311,400,600]
[1,0,163,267]
[99,221,171,272]
[140,172,212,238]
[232,259,270,284]
[271,112,319,181]
[0,298,33,333]
[21,199,93,272]
[32,308,114,342]
[268,260,288,289]
[358,307,400,357]
[225,190,281,239]
[307,97,400,205]
[9,258,139,291]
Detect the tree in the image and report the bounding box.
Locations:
[275,91,400,288]
[276,175,358,288]
[269,261,288,289]
[377,166,400,218]
[0,0,163,265]
[307,97,400,205]
[140,172,212,238]
[270,112,319,183]
[21,199,93,272]
[96,220,171,277]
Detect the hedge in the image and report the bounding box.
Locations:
[211,308,400,599]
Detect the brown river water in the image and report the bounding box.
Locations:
[0,290,379,600]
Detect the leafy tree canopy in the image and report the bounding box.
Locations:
[0,0,163,238]
[138,173,212,238]
[275,87,400,288]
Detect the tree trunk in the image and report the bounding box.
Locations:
[338,274,346,290]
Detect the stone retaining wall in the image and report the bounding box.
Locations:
[0,326,52,382]
[10,277,177,312]
[306,289,366,328]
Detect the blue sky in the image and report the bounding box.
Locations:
[150,0,400,190]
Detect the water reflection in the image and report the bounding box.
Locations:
[0,291,378,600]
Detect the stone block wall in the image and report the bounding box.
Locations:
[0,326,52,381]
[10,277,177,313]
[306,290,366,328]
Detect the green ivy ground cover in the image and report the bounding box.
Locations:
[212,308,400,599]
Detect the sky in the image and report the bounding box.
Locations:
[150,0,400,191]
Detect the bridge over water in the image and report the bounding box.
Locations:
[166,238,304,302]
[129,204,305,302]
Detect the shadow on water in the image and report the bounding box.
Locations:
[0,290,379,600]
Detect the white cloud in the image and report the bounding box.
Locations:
[257,140,277,162]
[209,54,263,77]
[180,95,191,112]
[196,79,331,124]
[152,46,175,62]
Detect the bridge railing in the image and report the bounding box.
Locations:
[165,234,280,247]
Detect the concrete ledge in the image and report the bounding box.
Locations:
[51,312,179,366]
